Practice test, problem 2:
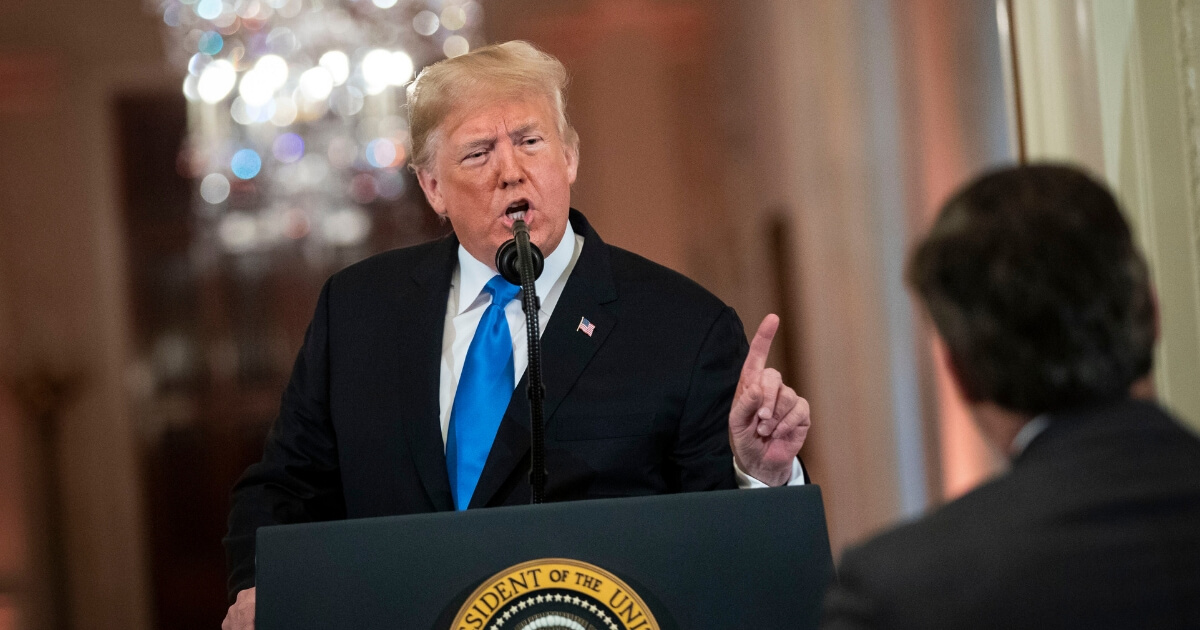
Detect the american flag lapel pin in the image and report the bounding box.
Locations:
[577,316,596,337]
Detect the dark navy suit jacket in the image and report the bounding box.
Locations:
[823,399,1200,629]
[225,211,751,599]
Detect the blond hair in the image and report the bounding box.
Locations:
[406,40,579,172]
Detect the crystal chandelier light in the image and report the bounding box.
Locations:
[152,0,483,266]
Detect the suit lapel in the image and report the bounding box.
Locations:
[470,211,618,508]
[393,234,458,512]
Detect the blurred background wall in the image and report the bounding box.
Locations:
[0,0,1197,629]
[1,1,168,629]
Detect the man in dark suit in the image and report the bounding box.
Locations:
[222,41,812,629]
[822,164,1200,629]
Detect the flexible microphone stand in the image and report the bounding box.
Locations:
[495,219,547,503]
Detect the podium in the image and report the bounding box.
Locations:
[256,485,835,629]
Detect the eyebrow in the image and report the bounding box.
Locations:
[456,121,544,155]
[507,122,540,141]
[458,137,495,154]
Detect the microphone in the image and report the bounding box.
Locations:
[495,220,548,504]
[496,221,544,284]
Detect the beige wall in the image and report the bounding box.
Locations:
[735,0,910,550]
[0,374,27,630]
[0,0,163,627]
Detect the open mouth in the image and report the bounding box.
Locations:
[505,200,530,222]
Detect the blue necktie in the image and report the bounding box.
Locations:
[447,275,521,510]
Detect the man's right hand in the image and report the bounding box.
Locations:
[222,587,255,630]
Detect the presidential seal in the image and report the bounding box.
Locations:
[450,558,660,630]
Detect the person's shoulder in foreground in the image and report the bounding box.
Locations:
[827,400,1200,629]
[821,163,1200,630]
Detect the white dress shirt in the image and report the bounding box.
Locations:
[437,220,804,487]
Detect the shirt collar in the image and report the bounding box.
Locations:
[455,219,577,315]
[1010,413,1050,456]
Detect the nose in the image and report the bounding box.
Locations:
[495,143,525,189]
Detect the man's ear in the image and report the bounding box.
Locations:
[415,166,446,217]
[564,143,579,186]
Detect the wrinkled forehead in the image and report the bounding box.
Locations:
[437,89,560,141]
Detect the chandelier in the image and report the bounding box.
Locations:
[152,0,483,267]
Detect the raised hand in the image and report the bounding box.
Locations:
[728,314,811,486]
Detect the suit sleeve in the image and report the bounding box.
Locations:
[672,306,748,491]
[223,279,347,603]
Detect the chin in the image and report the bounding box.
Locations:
[531,229,556,253]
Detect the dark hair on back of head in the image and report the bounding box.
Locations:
[907,164,1155,415]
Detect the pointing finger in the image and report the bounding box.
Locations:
[742,314,780,378]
